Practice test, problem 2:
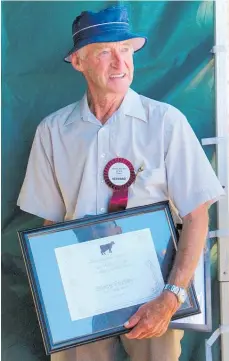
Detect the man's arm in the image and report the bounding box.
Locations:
[124,202,209,339]
[168,202,208,288]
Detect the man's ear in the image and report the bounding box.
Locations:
[71,53,84,72]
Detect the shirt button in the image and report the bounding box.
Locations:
[101,154,105,158]
[100,208,105,212]
[101,180,104,183]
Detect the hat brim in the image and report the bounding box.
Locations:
[64,33,147,62]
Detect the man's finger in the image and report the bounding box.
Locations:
[150,322,169,338]
[153,326,169,338]
[125,320,153,339]
[138,326,166,340]
[136,332,149,339]
[138,327,163,339]
[124,313,141,329]
[134,319,169,339]
[125,322,147,339]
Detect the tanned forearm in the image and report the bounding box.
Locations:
[125,203,210,338]
[167,203,209,289]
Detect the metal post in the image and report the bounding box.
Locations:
[214,1,229,361]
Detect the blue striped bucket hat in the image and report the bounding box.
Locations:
[64,6,147,62]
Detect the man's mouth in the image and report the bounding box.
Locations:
[110,73,126,79]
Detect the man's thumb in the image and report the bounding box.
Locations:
[124,314,140,328]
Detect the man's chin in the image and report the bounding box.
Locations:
[106,83,130,95]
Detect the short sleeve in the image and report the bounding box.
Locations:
[164,106,225,217]
[17,121,66,222]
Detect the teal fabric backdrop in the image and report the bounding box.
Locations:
[1,1,220,360]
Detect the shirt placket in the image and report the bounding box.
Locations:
[96,124,110,214]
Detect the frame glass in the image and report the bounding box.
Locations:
[18,201,204,354]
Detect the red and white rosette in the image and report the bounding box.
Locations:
[103,158,136,212]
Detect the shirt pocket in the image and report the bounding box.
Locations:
[128,167,167,206]
[138,167,166,188]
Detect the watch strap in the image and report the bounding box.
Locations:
[164,284,186,303]
[164,284,180,295]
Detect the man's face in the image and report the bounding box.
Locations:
[72,41,134,95]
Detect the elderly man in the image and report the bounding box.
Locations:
[17,5,224,361]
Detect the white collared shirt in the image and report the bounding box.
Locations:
[17,88,224,222]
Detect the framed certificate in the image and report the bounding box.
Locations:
[18,201,205,354]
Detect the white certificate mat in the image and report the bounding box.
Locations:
[55,228,164,321]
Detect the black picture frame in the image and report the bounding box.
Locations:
[18,201,203,354]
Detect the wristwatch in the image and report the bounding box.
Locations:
[163,284,187,304]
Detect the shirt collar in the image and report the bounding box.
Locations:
[63,101,81,126]
[64,88,147,126]
[120,88,147,122]
[64,93,101,126]
[80,93,102,125]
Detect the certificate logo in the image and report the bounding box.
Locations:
[100,241,115,255]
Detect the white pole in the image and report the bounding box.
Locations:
[214,1,229,361]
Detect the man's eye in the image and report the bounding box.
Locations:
[121,47,130,53]
[100,50,110,55]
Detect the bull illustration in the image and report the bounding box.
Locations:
[100,241,115,255]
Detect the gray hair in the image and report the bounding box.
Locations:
[75,46,88,60]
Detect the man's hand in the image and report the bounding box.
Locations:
[124,291,180,339]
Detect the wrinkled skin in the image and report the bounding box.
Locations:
[124,291,180,339]
[71,41,134,96]
[70,41,134,123]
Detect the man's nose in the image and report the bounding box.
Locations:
[111,50,124,68]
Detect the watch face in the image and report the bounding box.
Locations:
[178,289,187,303]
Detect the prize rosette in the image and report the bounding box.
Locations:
[103,158,136,212]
